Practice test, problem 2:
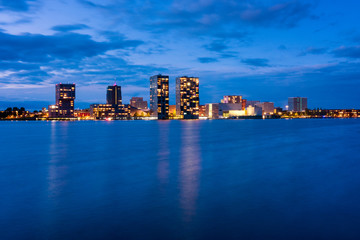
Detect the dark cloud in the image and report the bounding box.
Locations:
[198,57,218,63]
[299,47,328,56]
[332,46,360,59]
[0,31,143,62]
[80,1,315,40]
[239,1,314,28]
[51,24,90,32]
[0,0,35,12]
[278,45,287,50]
[203,40,228,52]
[242,58,270,67]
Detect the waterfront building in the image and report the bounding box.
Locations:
[221,96,246,110]
[75,109,90,119]
[218,103,244,118]
[169,105,177,117]
[90,104,129,119]
[150,74,169,119]
[246,105,263,116]
[255,102,275,115]
[107,85,122,105]
[246,100,260,107]
[130,97,148,109]
[49,83,75,118]
[205,104,219,119]
[90,84,129,120]
[288,97,308,112]
[176,76,199,119]
[199,105,206,118]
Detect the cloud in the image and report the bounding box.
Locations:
[198,57,218,63]
[278,45,287,50]
[0,31,143,62]
[239,1,314,28]
[242,58,270,67]
[51,24,90,32]
[299,47,328,56]
[203,40,228,52]
[332,46,360,59]
[0,0,35,12]
[81,1,315,40]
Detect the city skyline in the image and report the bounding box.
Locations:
[1,0,360,109]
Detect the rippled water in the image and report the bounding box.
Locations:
[1,119,360,240]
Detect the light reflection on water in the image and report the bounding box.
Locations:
[1,119,360,240]
[179,121,202,222]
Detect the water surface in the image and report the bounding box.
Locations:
[1,119,360,239]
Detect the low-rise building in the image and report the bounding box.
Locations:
[255,102,274,115]
[90,104,129,119]
[246,105,263,116]
[205,104,219,119]
[130,97,148,110]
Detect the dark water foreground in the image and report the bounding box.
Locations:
[1,119,360,240]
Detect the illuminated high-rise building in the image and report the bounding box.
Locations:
[150,74,169,119]
[49,83,75,118]
[89,85,129,120]
[288,97,308,112]
[176,76,199,119]
[107,85,122,105]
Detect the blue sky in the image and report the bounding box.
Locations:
[0,0,360,109]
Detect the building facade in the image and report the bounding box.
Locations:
[288,97,308,112]
[90,104,129,119]
[176,76,199,119]
[205,104,219,119]
[130,97,148,109]
[49,83,75,118]
[150,74,169,119]
[246,100,260,107]
[255,102,275,115]
[221,96,246,110]
[107,85,122,105]
[218,103,244,118]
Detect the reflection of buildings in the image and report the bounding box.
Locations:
[130,97,148,110]
[157,122,170,185]
[288,97,308,112]
[179,122,201,221]
[150,74,169,120]
[49,83,75,118]
[176,76,199,119]
[90,84,130,119]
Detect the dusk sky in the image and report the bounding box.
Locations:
[0,0,360,109]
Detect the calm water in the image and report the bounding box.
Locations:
[1,119,360,240]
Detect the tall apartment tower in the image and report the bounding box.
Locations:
[176,76,199,119]
[288,97,308,112]
[49,83,75,118]
[107,85,122,105]
[150,74,169,119]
